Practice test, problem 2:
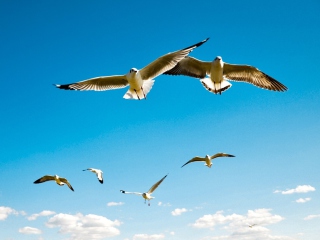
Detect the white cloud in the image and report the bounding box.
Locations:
[19,226,42,235]
[303,214,320,220]
[192,209,288,240]
[0,206,18,220]
[295,198,311,203]
[28,210,56,220]
[171,208,189,216]
[46,213,121,239]
[274,185,315,194]
[133,233,165,240]
[107,202,124,207]
[158,202,171,207]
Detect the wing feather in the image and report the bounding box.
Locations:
[147,174,168,194]
[223,63,287,91]
[55,75,128,91]
[33,175,55,184]
[181,156,206,168]
[60,178,74,191]
[140,38,209,80]
[210,153,235,159]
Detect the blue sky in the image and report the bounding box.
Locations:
[1,0,320,239]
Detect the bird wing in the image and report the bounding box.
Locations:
[181,156,206,168]
[120,190,142,195]
[55,75,128,91]
[140,38,209,80]
[223,63,287,91]
[147,174,168,194]
[33,175,55,184]
[210,153,235,159]
[59,178,74,191]
[96,171,103,184]
[164,56,211,78]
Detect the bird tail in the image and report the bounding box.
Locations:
[200,78,232,94]
[123,79,155,100]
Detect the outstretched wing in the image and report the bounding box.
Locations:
[55,75,128,91]
[181,156,206,168]
[120,190,142,195]
[223,63,287,91]
[140,38,209,80]
[210,153,235,160]
[147,174,168,194]
[96,171,103,184]
[59,178,74,191]
[33,175,55,184]
[164,56,211,78]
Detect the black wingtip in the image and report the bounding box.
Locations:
[120,190,125,194]
[54,83,75,90]
[99,179,103,184]
[182,37,210,51]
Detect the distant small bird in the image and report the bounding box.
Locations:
[83,168,103,184]
[181,153,235,168]
[120,174,168,206]
[33,175,74,191]
[164,56,287,94]
[54,38,209,100]
[248,224,257,228]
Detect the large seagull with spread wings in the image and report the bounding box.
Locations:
[164,56,287,94]
[55,38,209,100]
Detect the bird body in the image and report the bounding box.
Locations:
[120,174,167,205]
[181,153,235,168]
[83,168,103,184]
[55,38,209,100]
[33,175,74,191]
[164,56,287,94]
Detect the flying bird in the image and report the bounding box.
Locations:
[33,175,74,191]
[181,153,235,168]
[120,174,168,206]
[249,224,257,228]
[83,168,103,184]
[164,56,287,94]
[54,38,209,100]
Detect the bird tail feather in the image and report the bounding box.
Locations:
[200,78,232,94]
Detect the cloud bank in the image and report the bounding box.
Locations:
[274,185,315,194]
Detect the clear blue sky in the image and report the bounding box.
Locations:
[1,0,320,239]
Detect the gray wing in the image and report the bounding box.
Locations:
[33,175,55,184]
[164,56,211,78]
[59,178,74,191]
[223,63,287,91]
[120,190,142,195]
[147,174,168,194]
[140,38,209,80]
[210,153,235,160]
[55,75,128,91]
[181,156,206,168]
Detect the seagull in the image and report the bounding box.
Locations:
[248,224,257,228]
[120,174,168,206]
[164,56,287,94]
[54,38,209,100]
[33,175,74,191]
[181,153,235,168]
[83,168,103,184]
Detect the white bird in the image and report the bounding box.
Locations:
[120,174,168,206]
[164,56,287,94]
[54,38,209,100]
[181,153,235,168]
[33,175,74,191]
[83,168,103,184]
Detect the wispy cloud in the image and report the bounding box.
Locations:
[191,208,289,240]
[274,185,315,194]
[28,210,56,220]
[158,202,171,207]
[107,202,124,207]
[171,208,189,216]
[295,197,311,203]
[304,214,320,220]
[133,233,165,239]
[46,213,121,239]
[19,226,42,235]
[0,206,18,221]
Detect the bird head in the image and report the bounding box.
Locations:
[214,56,222,62]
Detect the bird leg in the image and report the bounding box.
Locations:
[141,86,147,100]
[134,89,141,100]
[148,202,150,206]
